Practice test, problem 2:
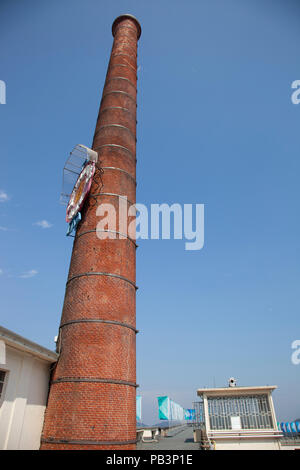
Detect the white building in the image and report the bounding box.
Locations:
[0,326,58,450]
[195,384,282,450]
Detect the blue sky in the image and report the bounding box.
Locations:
[1,0,300,425]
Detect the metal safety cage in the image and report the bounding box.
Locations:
[60,144,98,205]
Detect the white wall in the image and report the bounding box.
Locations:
[281,444,300,450]
[0,345,51,450]
[214,438,281,450]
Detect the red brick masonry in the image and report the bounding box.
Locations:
[40,15,141,450]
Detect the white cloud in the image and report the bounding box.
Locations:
[20,269,38,279]
[34,220,53,229]
[0,226,17,232]
[0,269,3,275]
[0,190,9,202]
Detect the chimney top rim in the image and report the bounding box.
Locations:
[112,14,142,40]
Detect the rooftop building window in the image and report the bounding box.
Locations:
[0,370,7,400]
[207,395,273,430]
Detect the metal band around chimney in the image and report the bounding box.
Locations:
[60,318,138,333]
[99,106,137,122]
[66,272,137,290]
[105,76,137,91]
[110,58,137,73]
[89,193,135,206]
[101,166,136,184]
[51,377,138,387]
[76,229,137,247]
[102,91,137,104]
[93,144,136,162]
[112,44,137,58]
[109,63,136,72]
[94,124,136,142]
[111,52,135,60]
[41,438,137,446]
[111,53,136,65]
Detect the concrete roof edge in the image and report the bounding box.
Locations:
[0,325,58,363]
[197,385,277,395]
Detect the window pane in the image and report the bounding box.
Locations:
[207,395,272,430]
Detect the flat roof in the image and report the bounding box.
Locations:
[197,385,277,396]
[0,325,58,363]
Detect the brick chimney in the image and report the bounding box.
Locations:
[40,14,141,450]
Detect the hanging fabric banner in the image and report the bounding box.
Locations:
[158,396,170,420]
[184,409,196,421]
[285,422,292,433]
[290,422,297,433]
[157,396,185,421]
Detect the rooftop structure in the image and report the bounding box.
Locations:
[194,382,282,450]
[0,326,58,450]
